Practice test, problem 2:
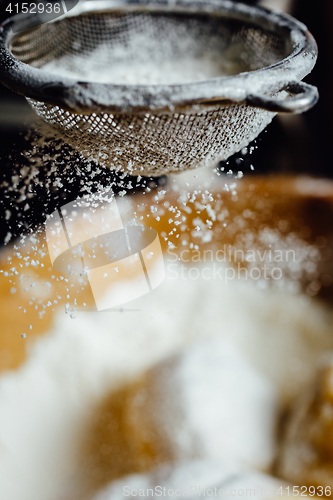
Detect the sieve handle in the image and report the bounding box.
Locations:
[246,81,319,114]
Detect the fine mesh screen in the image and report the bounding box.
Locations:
[11,12,289,176]
[27,99,273,176]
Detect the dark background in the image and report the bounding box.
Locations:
[0,0,331,245]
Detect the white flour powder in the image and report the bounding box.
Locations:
[42,30,242,85]
[0,262,332,500]
[43,50,239,85]
[94,460,289,500]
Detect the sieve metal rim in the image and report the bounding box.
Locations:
[0,0,318,115]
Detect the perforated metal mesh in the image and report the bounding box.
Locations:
[11,11,288,176]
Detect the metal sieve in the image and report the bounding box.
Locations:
[0,0,318,177]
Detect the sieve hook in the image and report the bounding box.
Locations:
[246,81,319,114]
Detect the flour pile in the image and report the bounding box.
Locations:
[0,262,332,500]
[94,460,289,500]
